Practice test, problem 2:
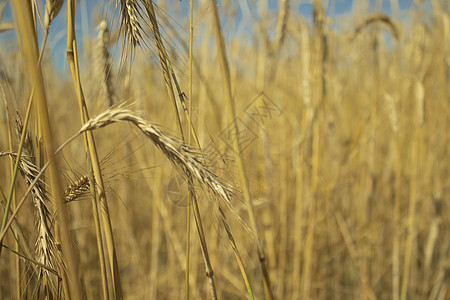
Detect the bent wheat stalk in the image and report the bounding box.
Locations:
[208,0,265,298]
[79,106,234,207]
[80,106,257,300]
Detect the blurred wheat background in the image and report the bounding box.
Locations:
[0,0,449,299]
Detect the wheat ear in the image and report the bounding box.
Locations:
[118,0,142,47]
[95,19,115,107]
[79,106,234,207]
[0,151,60,296]
[64,175,90,203]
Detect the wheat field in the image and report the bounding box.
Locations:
[0,0,449,299]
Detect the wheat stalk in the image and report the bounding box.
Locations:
[10,1,82,297]
[80,106,240,300]
[79,106,234,207]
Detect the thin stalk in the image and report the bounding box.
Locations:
[142,3,220,298]
[187,79,218,300]
[208,0,265,298]
[400,130,418,300]
[2,5,52,250]
[0,89,33,239]
[143,1,184,139]
[190,191,218,300]
[66,0,120,298]
[5,1,59,294]
[301,1,324,298]
[293,19,311,300]
[87,165,110,300]
[400,82,423,300]
[185,0,194,298]
[147,14,219,134]
[5,97,20,300]
[218,206,254,299]
[184,71,191,300]
[37,31,49,65]
[9,1,82,298]
[1,243,60,278]
[1,97,19,297]
[0,189,33,260]
[392,131,401,300]
[143,2,202,149]
[0,98,28,300]
[301,121,319,300]
[149,172,161,299]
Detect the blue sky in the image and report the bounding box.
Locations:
[299,0,414,16]
[0,0,417,72]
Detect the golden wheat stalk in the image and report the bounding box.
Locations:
[79,106,235,207]
[11,0,81,297]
